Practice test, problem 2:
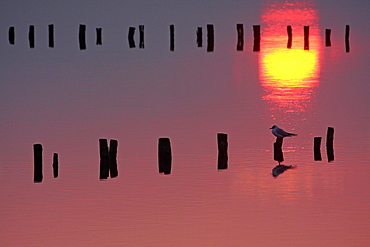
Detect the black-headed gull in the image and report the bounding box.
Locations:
[270,125,297,138]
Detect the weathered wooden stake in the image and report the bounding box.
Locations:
[217,133,228,170]
[326,127,334,162]
[236,23,244,51]
[96,28,102,45]
[287,25,292,49]
[170,24,175,51]
[304,26,309,50]
[273,137,284,163]
[139,25,144,49]
[109,139,118,178]
[128,27,136,48]
[207,24,214,52]
[79,24,86,50]
[29,25,35,48]
[33,144,43,183]
[196,27,203,47]
[345,25,350,53]
[253,25,260,52]
[158,138,172,175]
[8,27,15,45]
[52,153,58,178]
[314,137,322,161]
[99,139,110,179]
[325,29,331,47]
[48,24,54,48]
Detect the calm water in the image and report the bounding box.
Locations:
[1,0,369,246]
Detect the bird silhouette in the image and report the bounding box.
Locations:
[270,125,297,138]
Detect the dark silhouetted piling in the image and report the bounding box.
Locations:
[170,24,175,51]
[326,127,334,162]
[158,138,172,175]
[48,24,54,48]
[287,25,292,49]
[96,28,102,45]
[8,27,15,45]
[314,137,322,161]
[99,139,110,179]
[325,29,331,47]
[109,139,118,178]
[304,26,309,50]
[236,23,244,51]
[33,144,43,183]
[253,25,260,52]
[79,24,86,50]
[273,137,284,163]
[345,25,350,53]
[207,24,214,52]
[217,133,228,170]
[52,153,58,178]
[128,27,136,48]
[139,25,144,49]
[196,27,203,47]
[29,25,35,48]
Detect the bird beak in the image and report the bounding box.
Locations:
[269,127,273,129]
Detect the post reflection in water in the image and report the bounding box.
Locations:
[259,0,321,120]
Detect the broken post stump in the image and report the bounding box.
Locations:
[170,24,175,51]
[273,137,284,163]
[236,23,244,51]
[109,139,118,178]
[207,24,214,52]
[345,25,350,52]
[217,133,228,170]
[253,25,260,52]
[326,127,334,162]
[139,25,144,49]
[52,153,58,178]
[128,27,136,48]
[29,25,35,48]
[325,29,331,47]
[314,137,322,161]
[9,26,15,45]
[304,26,309,50]
[158,138,172,175]
[287,25,292,49]
[79,24,86,50]
[196,27,203,47]
[48,24,54,48]
[33,144,43,183]
[96,28,102,45]
[99,139,110,179]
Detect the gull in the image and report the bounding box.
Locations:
[270,125,297,138]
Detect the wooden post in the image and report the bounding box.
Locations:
[139,25,144,49]
[314,137,322,161]
[128,27,136,48]
[52,153,58,178]
[109,139,118,178]
[196,27,202,47]
[287,25,292,49]
[8,27,15,45]
[158,138,172,175]
[99,139,109,179]
[345,25,350,53]
[170,24,175,51]
[304,26,309,50]
[273,137,284,163]
[236,24,244,51]
[326,127,334,162]
[29,25,35,48]
[325,29,331,47]
[48,24,54,48]
[96,28,102,45]
[253,25,260,52]
[217,133,228,169]
[207,24,214,52]
[79,24,86,50]
[33,144,43,183]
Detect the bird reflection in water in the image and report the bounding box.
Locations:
[272,164,297,178]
